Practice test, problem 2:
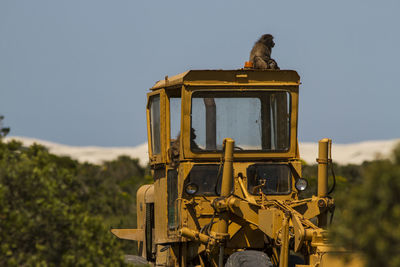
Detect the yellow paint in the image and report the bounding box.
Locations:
[111,69,360,267]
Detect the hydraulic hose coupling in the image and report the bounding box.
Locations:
[179,227,211,245]
[317,198,327,208]
[212,197,228,212]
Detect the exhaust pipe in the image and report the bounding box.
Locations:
[317,138,331,228]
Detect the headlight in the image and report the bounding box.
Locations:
[295,178,308,191]
[185,183,198,195]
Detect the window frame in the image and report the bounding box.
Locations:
[146,90,166,164]
[181,85,299,161]
[166,89,183,167]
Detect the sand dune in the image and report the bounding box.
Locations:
[4,136,149,166]
[300,139,399,165]
[4,136,400,166]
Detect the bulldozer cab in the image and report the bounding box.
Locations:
[147,70,300,166]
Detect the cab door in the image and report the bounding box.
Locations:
[147,90,167,165]
[147,90,169,244]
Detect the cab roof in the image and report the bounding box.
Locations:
[150,69,300,91]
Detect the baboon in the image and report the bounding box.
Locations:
[249,34,280,70]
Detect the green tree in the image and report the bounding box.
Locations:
[331,142,400,267]
[0,115,10,138]
[0,140,128,266]
[75,156,152,255]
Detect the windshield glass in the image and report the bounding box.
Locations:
[191,91,290,152]
[247,164,291,195]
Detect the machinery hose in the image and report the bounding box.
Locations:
[328,163,336,195]
[327,139,336,195]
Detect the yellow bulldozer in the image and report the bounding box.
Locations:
[112,69,362,267]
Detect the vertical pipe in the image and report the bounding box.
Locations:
[218,138,234,267]
[279,213,290,267]
[317,138,330,197]
[317,138,330,228]
[180,242,187,267]
[204,98,216,150]
[218,246,224,267]
[276,92,288,149]
[220,138,234,199]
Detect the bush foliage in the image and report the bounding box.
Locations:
[300,142,400,267]
[1,131,399,266]
[330,143,400,267]
[0,140,149,266]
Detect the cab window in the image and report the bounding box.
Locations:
[185,165,233,196]
[247,164,291,195]
[149,95,161,154]
[170,97,181,142]
[191,91,290,152]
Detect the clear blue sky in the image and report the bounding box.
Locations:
[1,0,399,146]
